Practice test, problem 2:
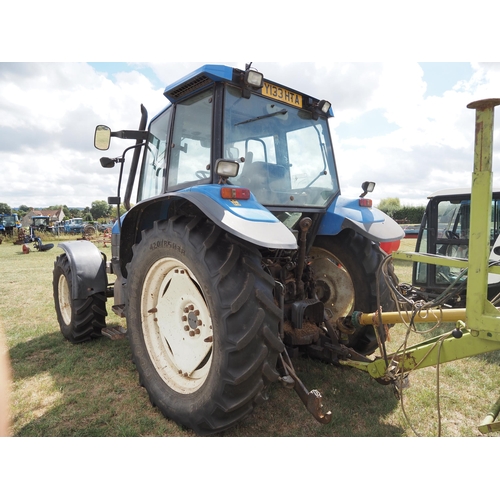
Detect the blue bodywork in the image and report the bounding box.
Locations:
[318,196,404,243]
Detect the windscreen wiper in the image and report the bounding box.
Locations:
[236,109,287,126]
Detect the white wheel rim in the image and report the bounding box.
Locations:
[141,257,213,394]
[58,274,72,325]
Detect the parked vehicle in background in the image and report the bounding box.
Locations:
[97,222,114,232]
[0,214,21,236]
[31,215,52,233]
[411,187,500,305]
[63,218,84,234]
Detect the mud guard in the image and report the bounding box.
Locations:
[317,195,405,243]
[179,186,297,249]
[58,240,107,300]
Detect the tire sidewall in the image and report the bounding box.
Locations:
[53,257,74,341]
[127,223,231,423]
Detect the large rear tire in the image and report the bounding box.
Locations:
[310,230,394,355]
[126,216,283,435]
[53,254,106,343]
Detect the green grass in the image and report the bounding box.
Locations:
[1,235,499,437]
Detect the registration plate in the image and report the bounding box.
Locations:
[261,82,303,108]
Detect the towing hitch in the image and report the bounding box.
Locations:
[279,350,332,425]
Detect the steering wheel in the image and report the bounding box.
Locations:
[195,170,210,180]
[445,230,460,239]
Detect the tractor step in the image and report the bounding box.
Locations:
[112,304,126,318]
[101,326,127,340]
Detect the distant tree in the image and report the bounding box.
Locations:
[83,213,93,222]
[62,205,71,218]
[377,197,401,218]
[0,203,12,214]
[90,200,112,220]
[16,205,29,218]
[69,208,82,218]
[110,204,129,220]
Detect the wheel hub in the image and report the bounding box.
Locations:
[58,274,72,325]
[310,250,355,320]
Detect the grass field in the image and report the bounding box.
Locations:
[1,233,499,437]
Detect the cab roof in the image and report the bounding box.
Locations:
[163,64,334,117]
[428,187,500,198]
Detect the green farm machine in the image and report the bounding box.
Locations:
[346,98,500,434]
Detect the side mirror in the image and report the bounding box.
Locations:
[94,125,111,151]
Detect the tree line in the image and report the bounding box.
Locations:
[2,198,426,225]
[377,197,425,224]
[0,201,124,222]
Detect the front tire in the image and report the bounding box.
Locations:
[127,216,283,435]
[53,254,106,343]
[310,230,395,355]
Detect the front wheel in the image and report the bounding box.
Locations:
[126,216,283,435]
[310,230,395,355]
[53,254,106,343]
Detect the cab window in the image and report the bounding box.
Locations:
[167,89,213,188]
[138,107,172,201]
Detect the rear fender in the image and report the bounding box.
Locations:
[177,185,297,248]
[120,185,297,260]
[58,240,107,300]
[318,195,405,243]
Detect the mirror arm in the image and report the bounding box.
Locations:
[110,130,149,141]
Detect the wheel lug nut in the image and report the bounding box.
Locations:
[182,316,187,321]
[184,326,190,331]
[189,330,195,337]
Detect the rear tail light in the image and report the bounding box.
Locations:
[380,240,401,254]
[220,187,251,200]
[359,198,372,207]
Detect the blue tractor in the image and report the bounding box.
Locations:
[52,64,404,434]
[0,213,21,236]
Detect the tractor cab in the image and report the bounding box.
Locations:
[136,65,339,213]
[31,215,51,232]
[95,65,402,258]
[412,187,500,303]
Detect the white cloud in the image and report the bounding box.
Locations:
[0,62,168,208]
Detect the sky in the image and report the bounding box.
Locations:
[1,3,499,215]
[1,60,499,211]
